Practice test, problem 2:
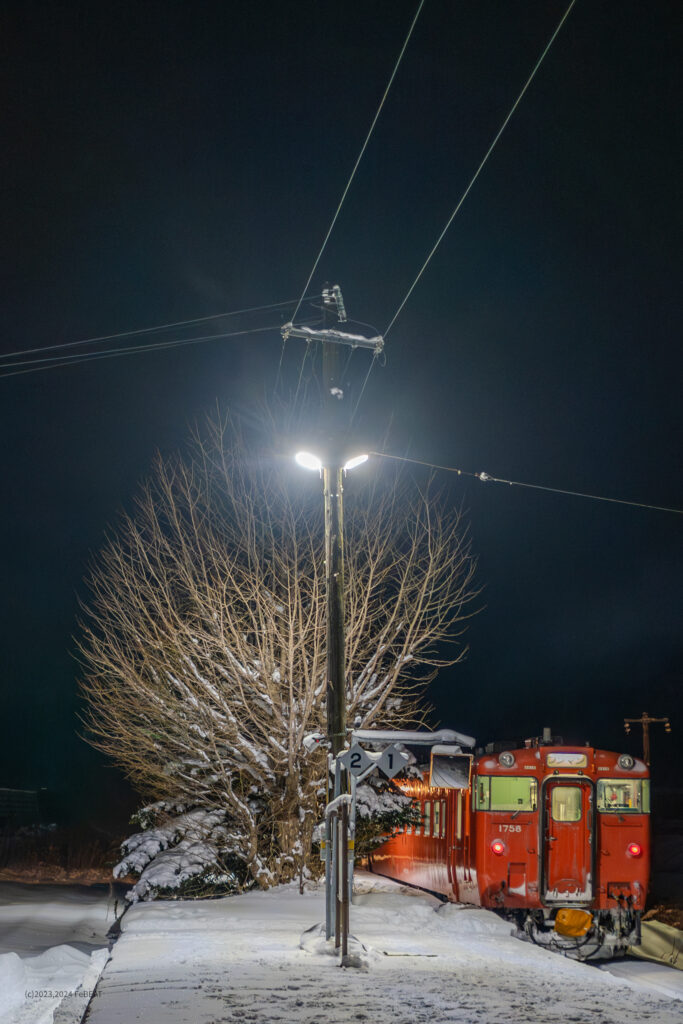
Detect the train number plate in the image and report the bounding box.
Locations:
[498,824,522,833]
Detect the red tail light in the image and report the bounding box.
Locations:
[490,839,506,856]
[627,842,642,858]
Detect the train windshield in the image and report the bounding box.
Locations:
[475,776,538,812]
[597,779,650,813]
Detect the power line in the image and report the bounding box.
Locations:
[0,325,286,380]
[384,0,577,338]
[350,353,379,425]
[289,0,426,328]
[370,451,683,517]
[1,296,314,363]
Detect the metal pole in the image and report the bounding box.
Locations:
[324,464,346,758]
[325,759,334,941]
[643,717,650,766]
[341,798,349,962]
[335,813,342,953]
[348,773,356,904]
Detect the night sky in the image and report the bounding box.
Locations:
[1,1,680,826]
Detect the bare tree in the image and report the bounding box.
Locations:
[78,416,477,888]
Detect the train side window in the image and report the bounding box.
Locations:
[434,801,441,836]
[551,786,582,822]
[456,792,462,839]
[441,800,446,837]
[475,776,491,810]
[597,779,649,813]
[424,801,431,836]
[414,805,421,836]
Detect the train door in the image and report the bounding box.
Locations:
[542,780,593,902]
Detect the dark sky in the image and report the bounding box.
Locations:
[1,1,680,825]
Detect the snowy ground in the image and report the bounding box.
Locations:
[1,877,681,1024]
[0,883,117,1024]
[81,873,682,1024]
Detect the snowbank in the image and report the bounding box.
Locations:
[0,944,108,1024]
[0,883,115,1024]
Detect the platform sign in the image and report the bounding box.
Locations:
[377,744,409,779]
[338,743,373,777]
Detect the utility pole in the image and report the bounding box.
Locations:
[322,286,348,760]
[624,712,671,765]
[321,285,349,959]
[286,287,383,962]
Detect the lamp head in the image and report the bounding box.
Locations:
[295,451,323,472]
[343,453,369,472]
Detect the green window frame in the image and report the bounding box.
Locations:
[474,776,538,812]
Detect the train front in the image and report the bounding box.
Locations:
[474,743,650,957]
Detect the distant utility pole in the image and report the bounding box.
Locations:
[624,712,671,766]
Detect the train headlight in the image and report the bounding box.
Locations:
[618,754,635,770]
[498,751,515,768]
[626,842,642,858]
[490,839,507,856]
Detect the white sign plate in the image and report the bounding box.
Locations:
[338,743,373,777]
[377,744,409,779]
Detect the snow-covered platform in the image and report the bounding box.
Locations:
[82,874,683,1024]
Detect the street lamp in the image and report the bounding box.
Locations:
[295,448,368,952]
[295,449,368,755]
[295,451,368,474]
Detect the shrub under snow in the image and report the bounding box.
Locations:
[114,804,246,902]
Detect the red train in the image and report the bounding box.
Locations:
[369,735,650,958]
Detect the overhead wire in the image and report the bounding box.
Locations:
[370,451,683,517]
[1,296,315,363]
[350,353,379,425]
[288,0,427,330]
[0,324,299,380]
[384,0,577,339]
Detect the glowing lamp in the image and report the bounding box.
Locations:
[295,451,322,472]
[490,839,506,856]
[626,842,642,858]
[343,453,369,472]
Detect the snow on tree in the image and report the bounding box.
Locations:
[77,415,477,891]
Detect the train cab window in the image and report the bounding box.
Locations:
[423,801,431,836]
[551,786,582,822]
[597,779,650,813]
[475,776,538,812]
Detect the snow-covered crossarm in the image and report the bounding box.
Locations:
[280,322,384,353]
[351,727,476,748]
